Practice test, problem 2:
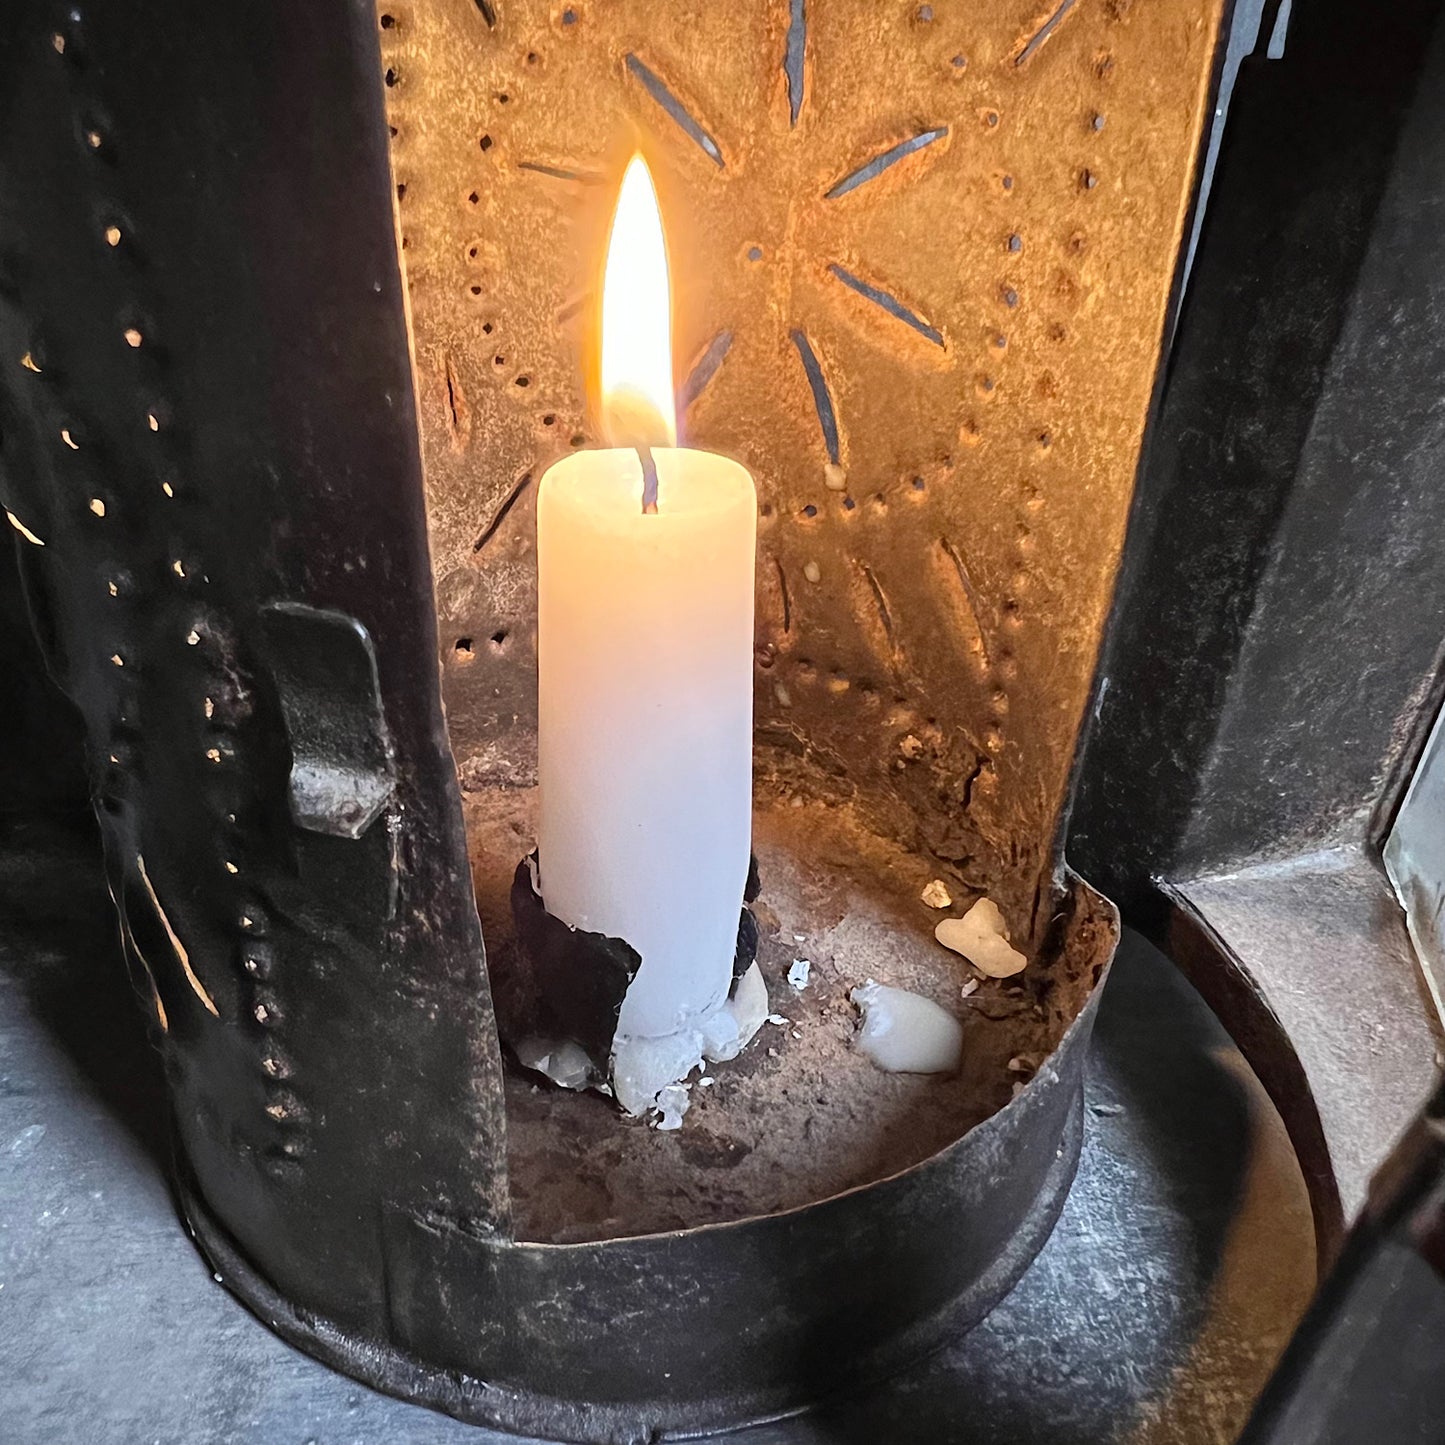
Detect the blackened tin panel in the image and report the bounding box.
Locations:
[0,0,509,1335]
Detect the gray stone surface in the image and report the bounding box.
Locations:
[0,815,1314,1444]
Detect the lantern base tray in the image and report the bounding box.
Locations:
[470,789,1102,1243]
[215,791,1115,1443]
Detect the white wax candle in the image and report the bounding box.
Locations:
[537,446,757,1041]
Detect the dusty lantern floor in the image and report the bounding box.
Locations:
[465,790,1102,1243]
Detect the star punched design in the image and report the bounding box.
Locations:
[565,19,977,493]
[393,0,1080,504]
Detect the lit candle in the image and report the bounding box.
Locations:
[535,157,758,1097]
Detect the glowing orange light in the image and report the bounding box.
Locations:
[599,154,676,450]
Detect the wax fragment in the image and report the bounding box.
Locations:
[652,1084,691,1131]
[934,898,1027,977]
[921,879,953,909]
[514,1036,595,1091]
[850,981,963,1074]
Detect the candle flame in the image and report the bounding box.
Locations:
[600,155,677,450]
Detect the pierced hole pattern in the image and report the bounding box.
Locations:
[39,37,306,1136]
[379,0,1213,927]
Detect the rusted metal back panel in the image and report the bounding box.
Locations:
[381,0,1224,933]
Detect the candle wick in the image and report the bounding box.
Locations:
[636,446,660,515]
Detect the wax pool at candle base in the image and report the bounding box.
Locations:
[536,446,757,1044]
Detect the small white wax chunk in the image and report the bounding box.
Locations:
[787,958,811,990]
[695,1009,736,1062]
[611,962,771,1115]
[934,897,1028,977]
[514,1037,595,1091]
[613,1030,706,1116]
[921,879,953,909]
[701,961,769,1063]
[850,982,963,1075]
[653,1084,691,1131]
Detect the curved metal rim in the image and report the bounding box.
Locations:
[173,880,1116,1444]
[177,1084,1087,1444]
[1156,887,1345,1266]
